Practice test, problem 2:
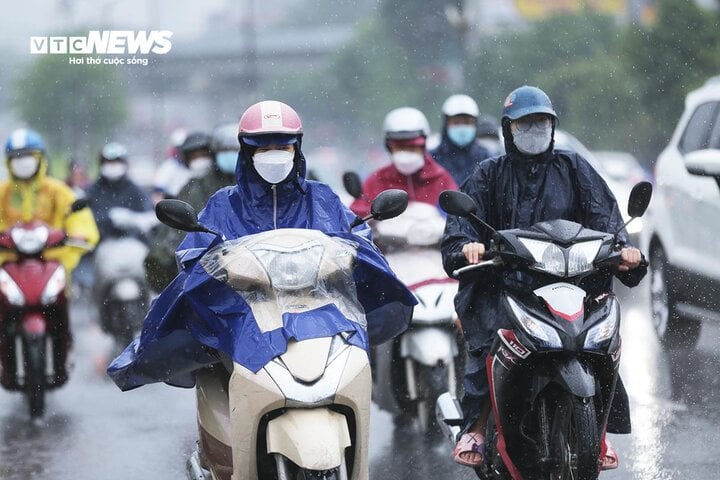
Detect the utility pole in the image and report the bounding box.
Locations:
[445,0,470,90]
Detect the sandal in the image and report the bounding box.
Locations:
[453,432,485,467]
[600,438,619,471]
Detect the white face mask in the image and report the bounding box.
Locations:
[392,151,425,176]
[253,150,295,184]
[100,162,128,181]
[10,155,40,180]
[513,124,552,155]
[188,156,212,177]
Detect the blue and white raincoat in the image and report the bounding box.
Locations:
[108,144,415,390]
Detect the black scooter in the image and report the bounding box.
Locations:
[436,182,652,480]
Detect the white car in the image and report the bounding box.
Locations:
[642,77,720,348]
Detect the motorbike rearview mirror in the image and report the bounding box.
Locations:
[155,199,218,235]
[439,190,476,217]
[370,189,408,220]
[439,190,500,240]
[349,189,409,229]
[613,181,653,243]
[343,171,363,200]
[627,181,653,218]
[69,198,88,213]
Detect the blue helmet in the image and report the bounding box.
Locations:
[5,128,46,157]
[501,86,557,122]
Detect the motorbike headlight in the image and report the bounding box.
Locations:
[507,296,562,349]
[567,240,602,276]
[11,225,49,255]
[518,238,565,276]
[0,269,25,306]
[583,301,619,350]
[257,242,324,291]
[40,267,66,305]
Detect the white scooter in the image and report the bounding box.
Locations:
[154,190,409,480]
[93,208,156,350]
[343,173,462,433]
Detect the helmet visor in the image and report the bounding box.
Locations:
[242,134,299,147]
[387,137,426,149]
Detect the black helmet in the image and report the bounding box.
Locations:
[180,132,212,154]
[501,86,557,122]
[100,142,128,163]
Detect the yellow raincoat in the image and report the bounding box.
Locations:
[0,158,99,273]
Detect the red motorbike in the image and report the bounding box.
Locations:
[0,221,73,417]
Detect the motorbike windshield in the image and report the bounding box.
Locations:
[200,229,366,333]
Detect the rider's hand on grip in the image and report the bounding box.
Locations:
[462,242,485,264]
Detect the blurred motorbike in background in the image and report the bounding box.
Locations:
[93,207,155,353]
[344,172,463,434]
[0,221,74,418]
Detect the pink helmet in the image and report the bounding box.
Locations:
[238,101,303,146]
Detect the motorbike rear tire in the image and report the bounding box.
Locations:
[24,336,46,418]
[548,395,599,480]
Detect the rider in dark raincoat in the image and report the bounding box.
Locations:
[108,101,415,390]
[441,86,646,470]
[430,94,492,186]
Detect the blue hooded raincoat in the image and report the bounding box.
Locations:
[108,141,415,391]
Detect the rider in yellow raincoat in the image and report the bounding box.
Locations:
[0,128,99,271]
[0,128,99,387]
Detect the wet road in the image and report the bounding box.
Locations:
[1,279,719,479]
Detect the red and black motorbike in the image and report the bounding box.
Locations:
[436,183,652,480]
[0,221,74,417]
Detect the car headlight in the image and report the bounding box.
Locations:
[567,240,602,276]
[40,267,66,305]
[583,301,619,349]
[256,242,324,291]
[0,269,25,306]
[507,296,562,349]
[11,225,49,255]
[518,238,565,276]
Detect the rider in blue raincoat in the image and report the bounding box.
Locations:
[108,101,415,390]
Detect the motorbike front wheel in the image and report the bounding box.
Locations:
[23,335,47,418]
[546,394,599,480]
[295,468,341,480]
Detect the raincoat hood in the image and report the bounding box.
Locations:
[5,152,47,184]
[501,118,556,162]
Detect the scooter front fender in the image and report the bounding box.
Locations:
[267,408,351,470]
[548,357,596,399]
[400,328,457,366]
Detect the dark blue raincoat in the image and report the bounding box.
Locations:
[108,145,415,391]
[430,128,492,186]
[441,123,646,433]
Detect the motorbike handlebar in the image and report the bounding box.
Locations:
[452,257,503,278]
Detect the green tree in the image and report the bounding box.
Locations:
[13,54,127,162]
[464,13,657,160]
[622,0,720,158]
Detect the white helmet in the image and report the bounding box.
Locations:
[442,94,479,118]
[383,107,431,141]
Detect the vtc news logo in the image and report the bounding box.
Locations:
[30,31,173,55]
